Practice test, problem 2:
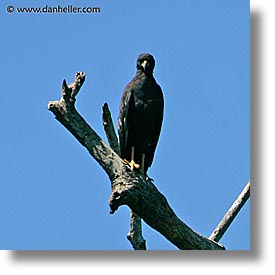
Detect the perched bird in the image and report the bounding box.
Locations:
[118,53,164,174]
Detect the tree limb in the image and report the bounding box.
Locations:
[127,211,146,250]
[102,103,120,156]
[48,72,225,250]
[209,181,250,242]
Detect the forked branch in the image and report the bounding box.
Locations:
[48,72,228,250]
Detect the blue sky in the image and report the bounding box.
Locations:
[0,0,250,250]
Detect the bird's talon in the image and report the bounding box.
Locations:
[129,160,140,170]
[123,159,140,170]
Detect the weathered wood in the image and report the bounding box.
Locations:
[48,72,119,181]
[209,181,250,242]
[48,72,225,250]
[102,103,120,156]
[127,211,146,250]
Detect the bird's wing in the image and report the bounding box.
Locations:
[147,85,164,167]
[118,84,134,158]
[154,85,164,139]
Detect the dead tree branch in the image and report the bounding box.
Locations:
[102,103,120,156]
[209,181,250,242]
[48,72,225,250]
[127,211,146,250]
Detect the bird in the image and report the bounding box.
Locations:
[118,53,164,175]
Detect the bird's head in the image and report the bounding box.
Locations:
[136,53,155,75]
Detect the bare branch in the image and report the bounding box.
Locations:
[48,72,225,250]
[102,103,120,155]
[127,212,146,250]
[48,72,119,180]
[209,181,250,242]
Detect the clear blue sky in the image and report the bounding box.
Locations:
[0,0,250,250]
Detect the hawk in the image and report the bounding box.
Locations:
[118,53,164,174]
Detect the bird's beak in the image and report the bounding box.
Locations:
[141,60,148,72]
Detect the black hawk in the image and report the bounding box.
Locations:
[118,53,164,174]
